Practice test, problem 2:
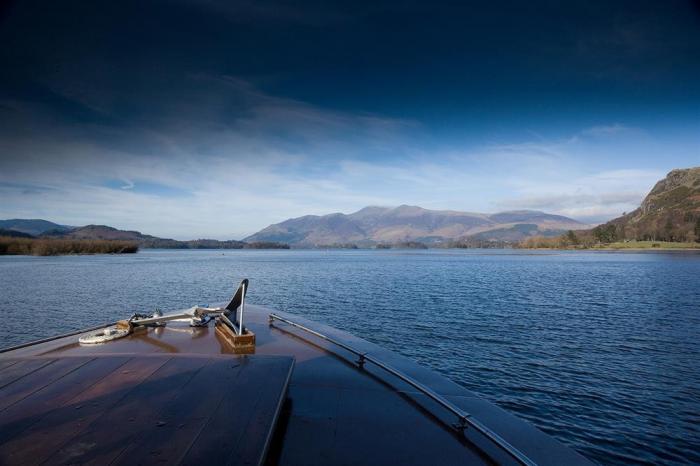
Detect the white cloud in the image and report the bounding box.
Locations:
[492,160,665,223]
[0,76,428,238]
[120,179,135,190]
[579,123,634,137]
[0,78,690,237]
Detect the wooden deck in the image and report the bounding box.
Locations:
[0,305,596,466]
[0,354,294,465]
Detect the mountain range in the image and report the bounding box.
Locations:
[243,206,587,247]
[0,219,73,237]
[5,166,698,248]
[0,221,251,249]
[0,209,588,249]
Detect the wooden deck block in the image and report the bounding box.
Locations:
[0,355,294,466]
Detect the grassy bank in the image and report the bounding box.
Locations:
[0,237,139,256]
[518,236,699,250]
[590,240,700,250]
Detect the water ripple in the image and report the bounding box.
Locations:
[1,249,699,465]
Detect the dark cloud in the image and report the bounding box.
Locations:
[0,0,697,235]
[1,1,698,128]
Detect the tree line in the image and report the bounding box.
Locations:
[0,237,139,256]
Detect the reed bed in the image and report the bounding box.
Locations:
[0,237,139,256]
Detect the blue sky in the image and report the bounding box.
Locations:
[0,0,698,239]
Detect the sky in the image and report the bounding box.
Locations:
[0,0,699,239]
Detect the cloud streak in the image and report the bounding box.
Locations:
[0,0,698,239]
[0,76,428,238]
[0,74,694,238]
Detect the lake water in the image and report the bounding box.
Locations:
[1,249,699,465]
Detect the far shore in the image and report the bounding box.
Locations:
[3,236,699,256]
[0,237,291,256]
[515,240,700,251]
[0,236,139,256]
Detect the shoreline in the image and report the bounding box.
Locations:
[3,236,700,256]
[516,240,700,252]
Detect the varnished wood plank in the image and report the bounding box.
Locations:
[110,358,244,466]
[233,359,294,465]
[48,356,207,465]
[0,359,20,372]
[0,358,55,389]
[180,356,294,466]
[0,357,91,411]
[0,356,168,465]
[0,356,130,445]
[270,384,341,466]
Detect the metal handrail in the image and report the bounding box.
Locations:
[0,321,119,353]
[269,313,538,466]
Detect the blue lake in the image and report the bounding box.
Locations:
[1,249,699,465]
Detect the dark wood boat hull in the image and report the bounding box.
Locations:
[0,305,596,466]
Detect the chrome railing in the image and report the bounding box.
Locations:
[268,313,538,466]
[0,321,119,353]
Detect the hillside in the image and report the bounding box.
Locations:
[0,219,71,236]
[518,167,700,249]
[244,205,587,247]
[42,225,181,248]
[42,225,248,249]
[0,228,35,238]
[595,167,700,243]
[0,222,289,249]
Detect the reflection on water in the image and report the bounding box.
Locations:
[1,249,699,465]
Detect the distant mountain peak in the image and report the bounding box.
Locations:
[245,205,585,246]
[603,166,700,242]
[350,206,391,215]
[496,209,545,214]
[0,219,72,236]
[640,167,700,216]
